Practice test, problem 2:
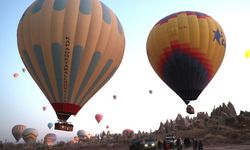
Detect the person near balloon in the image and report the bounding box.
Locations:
[192,138,198,150]
[157,139,163,150]
[176,137,183,150]
[198,140,203,150]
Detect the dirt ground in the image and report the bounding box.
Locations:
[50,144,250,150]
[199,145,250,150]
[2,142,250,150]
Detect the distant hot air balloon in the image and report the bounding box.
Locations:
[149,90,153,94]
[22,68,26,72]
[95,113,103,124]
[71,136,79,143]
[22,128,38,144]
[77,130,87,141]
[87,133,92,139]
[17,0,125,132]
[42,106,46,111]
[147,11,226,114]
[113,95,117,100]
[245,49,250,59]
[48,122,53,129]
[12,125,26,142]
[44,133,57,145]
[106,125,109,129]
[13,73,19,78]
[122,129,134,139]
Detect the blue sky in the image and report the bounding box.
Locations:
[1,0,250,142]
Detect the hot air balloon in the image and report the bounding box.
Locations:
[95,113,103,124]
[122,129,134,139]
[71,136,79,144]
[147,11,226,114]
[113,95,117,100]
[17,0,125,132]
[77,130,87,141]
[48,122,53,129]
[245,49,250,59]
[106,125,109,129]
[149,90,153,94]
[22,128,38,144]
[44,133,57,145]
[12,124,26,142]
[13,73,19,78]
[22,68,26,72]
[42,106,46,111]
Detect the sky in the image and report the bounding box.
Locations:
[1,0,250,142]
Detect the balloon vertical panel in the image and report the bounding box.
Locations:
[18,0,54,102]
[78,12,125,107]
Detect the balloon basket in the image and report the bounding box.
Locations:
[186,105,195,114]
[54,122,73,132]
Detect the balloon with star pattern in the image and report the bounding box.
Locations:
[147,11,226,105]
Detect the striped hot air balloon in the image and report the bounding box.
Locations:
[22,128,38,144]
[44,133,57,145]
[17,0,125,125]
[147,11,226,107]
[12,124,26,142]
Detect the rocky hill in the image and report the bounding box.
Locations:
[156,102,250,145]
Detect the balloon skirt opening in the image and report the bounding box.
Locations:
[52,103,81,121]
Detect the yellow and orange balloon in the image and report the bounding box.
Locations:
[147,11,226,105]
[245,49,250,59]
[17,0,125,121]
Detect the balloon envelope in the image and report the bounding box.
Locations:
[44,133,57,145]
[71,136,79,143]
[13,73,19,78]
[122,129,134,138]
[22,68,26,72]
[77,130,87,140]
[147,11,226,104]
[245,49,250,59]
[149,90,153,94]
[48,122,53,129]
[95,113,103,123]
[12,125,26,142]
[113,95,117,100]
[42,106,46,111]
[22,128,38,144]
[17,0,125,121]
